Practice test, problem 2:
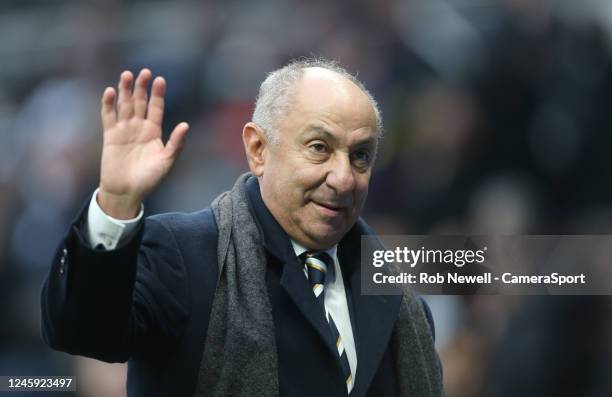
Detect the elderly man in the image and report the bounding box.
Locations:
[41,59,443,397]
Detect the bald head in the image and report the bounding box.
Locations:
[283,68,378,142]
[299,67,375,112]
[252,58,383,145]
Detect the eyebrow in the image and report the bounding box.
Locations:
[302,124,336,141]
[301,124,377,147]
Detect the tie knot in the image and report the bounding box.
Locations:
[302,251,334,286]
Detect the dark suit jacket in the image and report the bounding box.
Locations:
[40,176,436,396]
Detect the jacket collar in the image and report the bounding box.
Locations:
[245,175,298,265]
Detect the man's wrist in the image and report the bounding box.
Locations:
[97,189,143,220]
[87,188,144,250]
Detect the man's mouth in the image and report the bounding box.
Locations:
[311,200,345,217]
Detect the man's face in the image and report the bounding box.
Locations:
[259,68,378,250]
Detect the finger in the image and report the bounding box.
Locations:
[117,70,134,120]
[133,68,151,118]
[164,122,189,159]
[100,87,117,130]
[147,76,166,126]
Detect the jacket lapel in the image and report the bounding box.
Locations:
[349,275,402,397]
[339,221,403,397]
[279,254,339,355]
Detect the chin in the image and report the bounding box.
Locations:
[307,229,345,248]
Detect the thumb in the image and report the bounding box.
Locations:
[164,122,189,159]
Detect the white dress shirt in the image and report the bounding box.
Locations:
[86,189,357,391]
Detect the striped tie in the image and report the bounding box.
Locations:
[303,252,354,394]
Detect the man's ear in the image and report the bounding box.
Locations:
[242,122,268,177]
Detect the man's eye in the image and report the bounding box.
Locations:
[353,150,371,164]
[309,143,327,153]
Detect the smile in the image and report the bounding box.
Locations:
[312,200,345,217]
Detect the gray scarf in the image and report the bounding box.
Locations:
[193,173,444,396]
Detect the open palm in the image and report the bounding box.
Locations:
[98,69,189,218]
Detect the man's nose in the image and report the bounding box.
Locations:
[326,153,356,195]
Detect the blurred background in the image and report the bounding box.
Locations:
[1,0,612,396]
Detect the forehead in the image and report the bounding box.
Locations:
[283,68,378,136]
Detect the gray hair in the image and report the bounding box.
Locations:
[252,57,383,145]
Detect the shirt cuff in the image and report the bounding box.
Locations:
[86,188,144,250]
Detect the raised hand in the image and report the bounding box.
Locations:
[97,69,189,219]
